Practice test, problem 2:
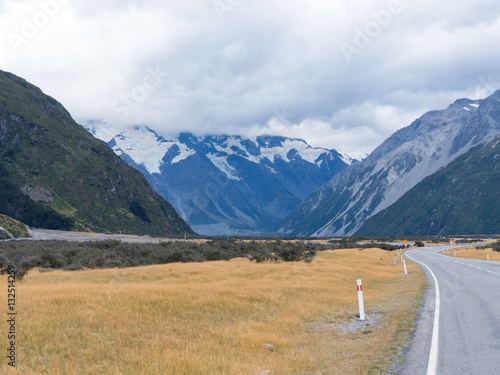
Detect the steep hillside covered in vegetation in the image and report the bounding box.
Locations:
[0,70,193,236]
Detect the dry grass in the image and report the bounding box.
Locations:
[442,246,500,261]
[0,248,425,375]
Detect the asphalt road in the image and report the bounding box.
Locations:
[398,245,500,375]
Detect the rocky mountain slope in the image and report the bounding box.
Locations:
[281,90,500,236]
[356,134,500,235]
[87,126,353,235]
[0,70,193,236]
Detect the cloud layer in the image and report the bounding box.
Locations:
[2,0,500,158]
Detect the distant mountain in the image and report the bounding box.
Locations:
[86,126,354,235]
[281,90,500,236]
[0,70,193,236]
[356,134,500,235]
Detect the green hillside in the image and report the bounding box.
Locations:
[356,135,500,236]
[0,214,30,239]
[0,70,194,236]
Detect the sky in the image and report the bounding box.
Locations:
[1,0,500,159]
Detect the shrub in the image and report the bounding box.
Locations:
[41,252,65,268]
[0,254,36,280]
[248,242,317,263]
[63,262,84,271]
[0,239,323,278]
[491,241,500,252]
[103,259,124,268]
[93,240,121,249]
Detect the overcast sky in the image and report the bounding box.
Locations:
[1,0,500,158]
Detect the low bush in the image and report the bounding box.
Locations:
[0,239,324,279]
[248,241,317,263]
[0,237,410,279]
[491,241,500,252]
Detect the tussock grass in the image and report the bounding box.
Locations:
[0,248,424,374]
[442,246,500,261]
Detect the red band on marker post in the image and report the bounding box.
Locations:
[357,279,365,320]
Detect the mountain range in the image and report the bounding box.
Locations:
[86,126,354,235]
[281,90,500,236]
[4,68,499,238]
[0,70,192,236]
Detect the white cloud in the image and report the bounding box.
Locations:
[246,101,426,159]
[1,0,500,158]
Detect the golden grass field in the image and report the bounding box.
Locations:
[441,246,500,261]
[0,248,425,375]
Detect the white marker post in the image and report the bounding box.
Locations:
[357,279,365,321]
[487,252,490,261]
[454,252,456,257]
[403,259,407,274]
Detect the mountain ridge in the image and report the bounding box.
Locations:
[86,125,354,235]
[281,90,500,236]
[356,133,500,235]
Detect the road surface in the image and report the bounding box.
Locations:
[398,245,500,375]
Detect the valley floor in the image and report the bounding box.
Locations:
[0,248,424,374]
[29,229,181,243]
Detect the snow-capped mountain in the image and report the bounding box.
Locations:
[282,90,500,236]
[85,125,354,235]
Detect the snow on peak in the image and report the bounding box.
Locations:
[85,125,351,177]
[340,153,354,166]
[469,102,480,108]
[171,148,196,164]
[110,127,196,174]
[111,127,175,174]
[206,154,241,181]
[209,136,331,165]
[260,138,327,163]
[84,122,122,143]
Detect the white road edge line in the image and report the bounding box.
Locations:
[405,251,440,375]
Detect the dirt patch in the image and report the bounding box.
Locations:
[307,311,386,333]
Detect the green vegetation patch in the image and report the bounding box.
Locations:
[0,70,193,236]
[0,214,30,238]
[0,239,327,280]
